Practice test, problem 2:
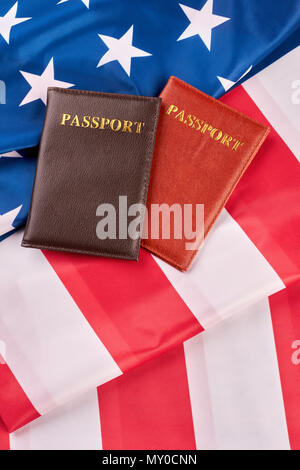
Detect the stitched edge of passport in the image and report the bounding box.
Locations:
[47,87,161,104]
[22,92,54,253]
[141,243,188,272]
[21,241,139,261]
[167,76,270,130]
[141,241,190,271]
[136,98,162,259]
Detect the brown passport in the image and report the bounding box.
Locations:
[22,88,161,260]
[141,77,269,271]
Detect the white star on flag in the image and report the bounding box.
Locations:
[0,151,22,158]
[0,205,22,237]
[217,65,253,91]
[57,0,90,8]
[0,2,31,44]
[19,58,74,106]
[178,0,230,51]
[98,25,151,76]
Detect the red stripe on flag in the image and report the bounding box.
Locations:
[269,282,300,450]
[44,249,202,372]
[0,418,9,450]
[221,86,300,286]
[98,344,196,450]
[0,364,40,433]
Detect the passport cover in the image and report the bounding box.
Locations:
[22,88,161,260]
[141,77,269,271]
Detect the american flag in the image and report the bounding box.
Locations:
[0,0,299,450]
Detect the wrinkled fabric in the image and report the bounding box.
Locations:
[0,1,299,446]
[7,282,300,450]
[0,0,299,153]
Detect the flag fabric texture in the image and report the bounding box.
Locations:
[4,281,300,450]
[0,0,300,238]
[0,0,300,449]
[0,0,299,154]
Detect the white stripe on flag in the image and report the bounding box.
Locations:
[183,334,217,450]
[243,46,300,160]
[154,209,284,329]
[0,231,122,415]
[0,151,22,158]
[184,298,290,450]
[10,389,101,450]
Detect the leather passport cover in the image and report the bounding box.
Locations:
[22,88,161,260]
[141,76,269,271]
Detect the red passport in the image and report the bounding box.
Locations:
[141,77,269,271]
